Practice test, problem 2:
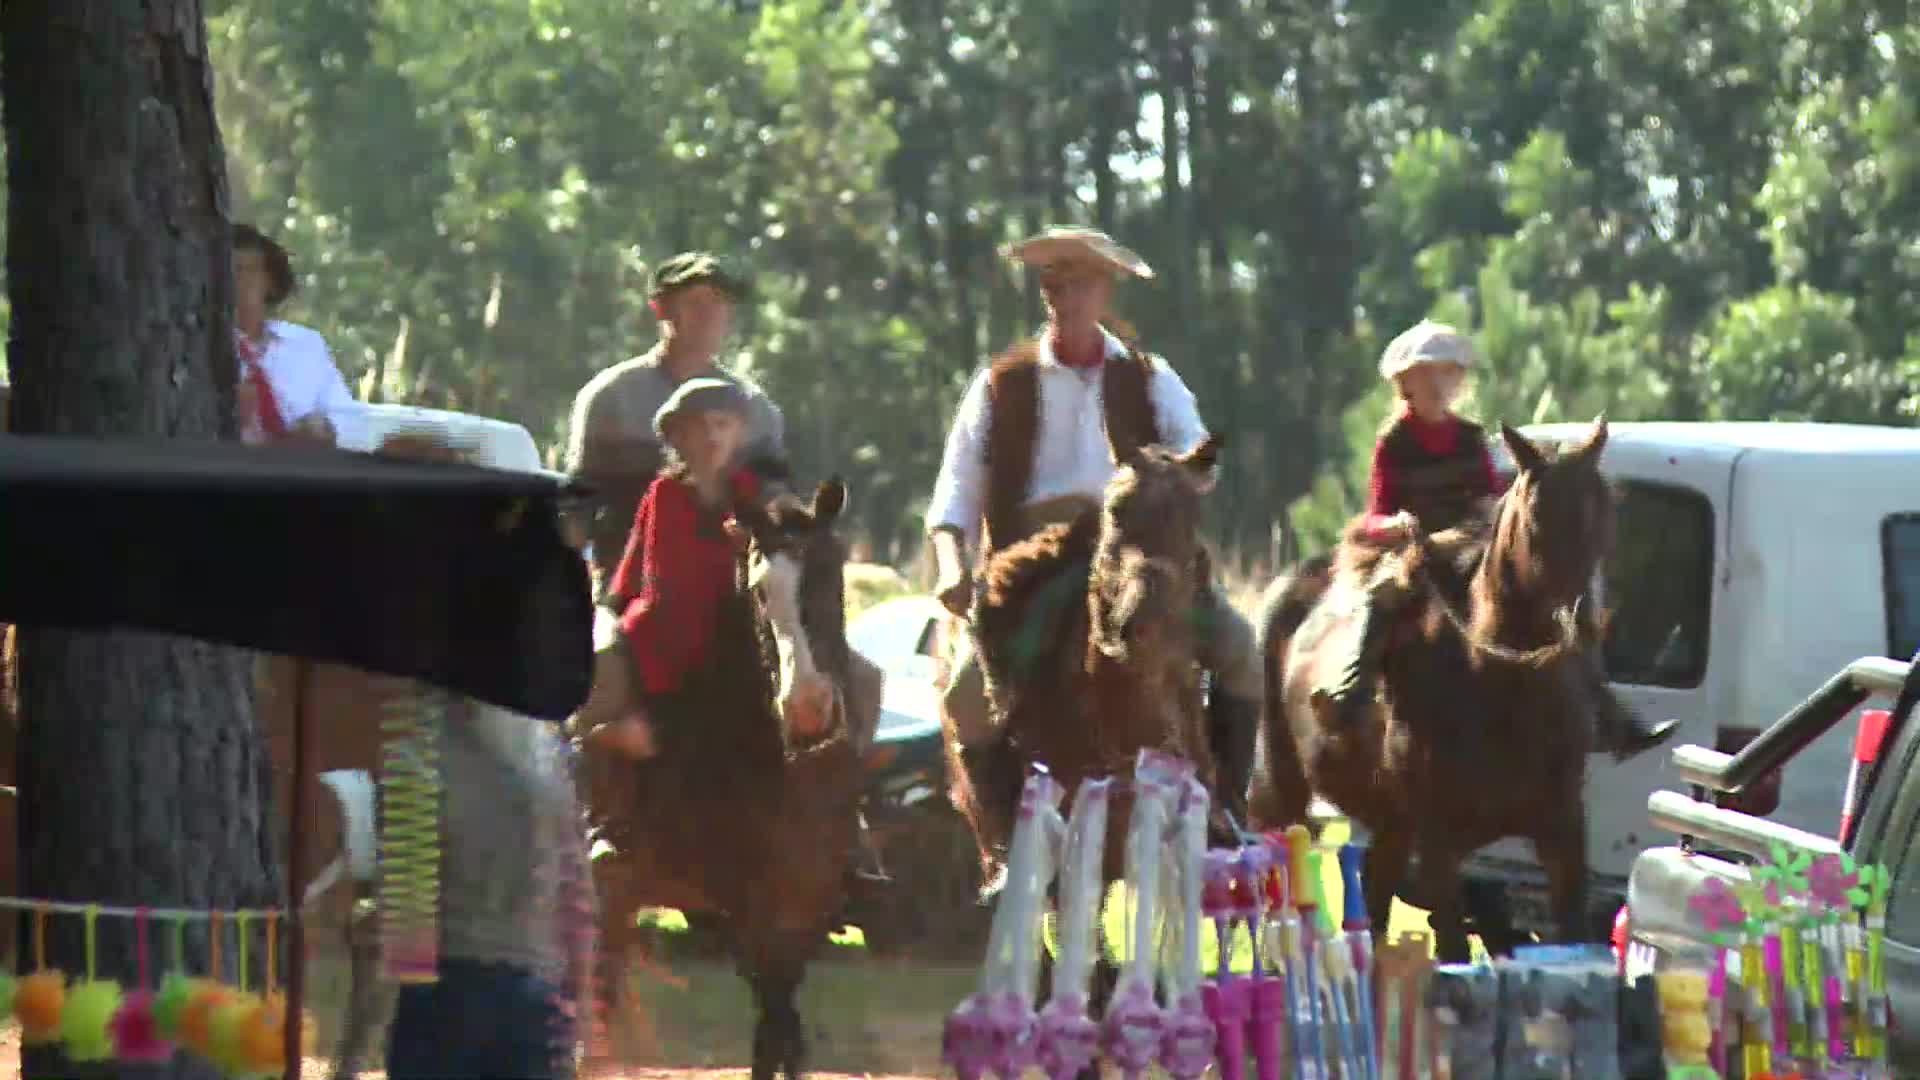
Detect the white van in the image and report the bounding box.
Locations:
[1448,421,1920,935]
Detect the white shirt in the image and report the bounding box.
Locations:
[925,327,1210,551]
[247,320,365,446]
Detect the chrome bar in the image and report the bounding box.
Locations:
[1647,790,1843,859]
[1665,656,1910,794]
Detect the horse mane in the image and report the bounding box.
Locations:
[977,512,1100,649]
[655,567,786,771]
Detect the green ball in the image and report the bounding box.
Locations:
[153,971,194,1040]
[0,971,19,1018]
[60,979,122,1062]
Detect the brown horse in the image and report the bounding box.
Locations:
[1249,421,1612,963]
[943,437,1222,1044]
[581,478,872,1080]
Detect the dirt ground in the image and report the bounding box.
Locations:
[0,933,963,1080]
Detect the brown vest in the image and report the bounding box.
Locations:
[1380,415,1488,533]
[981,340,1159,555]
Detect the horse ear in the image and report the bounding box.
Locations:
[1181,434,1222,476]
[1501,423,1548,474]
[811,477,847,523]
[1571,415,1609,463]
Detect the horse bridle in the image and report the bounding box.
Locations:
[1407,490,1588,669]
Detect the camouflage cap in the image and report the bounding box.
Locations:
[647,251,750,302]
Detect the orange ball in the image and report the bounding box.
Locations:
[14,970,67,1044]
[240,993,318,1071]
[177,981,234,1056]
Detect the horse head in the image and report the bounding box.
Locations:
[1490,418,1613,615]
[1091,436,1221,661]
[739,479,852,750]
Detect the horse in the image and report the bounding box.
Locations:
[580,477,873,1080]
[1248,421,1613,963]
[943,437,1223,1039]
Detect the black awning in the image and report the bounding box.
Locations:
[0,434,594,720]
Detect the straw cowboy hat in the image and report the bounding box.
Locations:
[1000,227,1155,280]
[1378,320,1477,380]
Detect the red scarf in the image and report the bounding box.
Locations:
[237,330,287,441]
[1049,330,1105,371]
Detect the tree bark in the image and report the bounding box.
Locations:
[2,3,280,1077]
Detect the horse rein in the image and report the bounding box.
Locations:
[1409,529,1586,669]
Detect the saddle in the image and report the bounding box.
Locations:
[1329,510,1493,629]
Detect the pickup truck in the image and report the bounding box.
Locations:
[1385,422,1920,944]
[1622,651,1920,1070]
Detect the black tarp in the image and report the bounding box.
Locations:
[0,434,594,720]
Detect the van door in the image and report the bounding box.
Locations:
[1584,445,1736,880]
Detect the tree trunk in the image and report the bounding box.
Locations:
[2,3,281,1078]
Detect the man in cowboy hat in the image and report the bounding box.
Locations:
[925,226,1264,873]
[565,251,789,587]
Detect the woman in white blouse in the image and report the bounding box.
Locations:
[232,224,363,446]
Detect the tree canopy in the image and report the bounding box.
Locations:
[13,0,1914,564]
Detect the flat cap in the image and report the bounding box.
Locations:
[652,376,750,438]
[1378,320,1477,380]
[648,251,750,301]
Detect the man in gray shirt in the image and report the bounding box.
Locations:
[565,251,889,883]
[565,252,788,586]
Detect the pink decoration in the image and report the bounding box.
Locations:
[1159,991,1216,1080]
[1807,854,1859,913]
[109,991,173,1064]
[1687,876,1746,936]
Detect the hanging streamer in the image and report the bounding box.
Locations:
[379,690,444,984]
[16,904,64,1044]
[63,904,121,1061]
[112,906,172,1064]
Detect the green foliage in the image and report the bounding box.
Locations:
[12,0,1916,569]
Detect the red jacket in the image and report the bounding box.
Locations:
[610,469,761,696]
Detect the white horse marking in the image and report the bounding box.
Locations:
[758,550,832,740]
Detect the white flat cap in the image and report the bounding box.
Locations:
[1378,320,1477,380]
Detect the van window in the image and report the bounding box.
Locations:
[1601,481,1714,688]
[1882,514,1920,660]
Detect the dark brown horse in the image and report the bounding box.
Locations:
[1249,421,1612,963]
[581,479,872,1080]
[943,437,1221,1047]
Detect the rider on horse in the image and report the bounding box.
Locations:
[1310,320,1677,759]
[577,377,766,761]
[570,349,889,880]
[564,252,789,588]
[927,226,1264,857]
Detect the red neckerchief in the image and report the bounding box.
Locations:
[1049,330,1105,371]
[236,330,287,440]
[1402,411,1463,456]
